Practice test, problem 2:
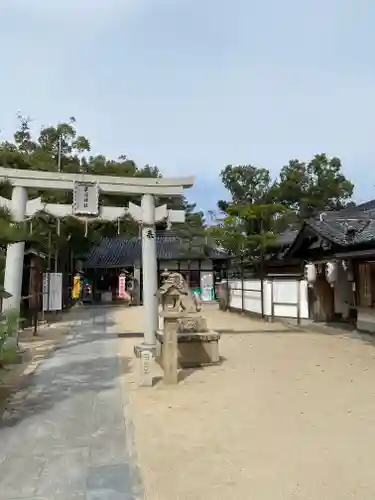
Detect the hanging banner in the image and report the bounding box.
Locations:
[118,274,126,299]
[200,272,215,302]
[72,274,81,300]
[118,274,130,301]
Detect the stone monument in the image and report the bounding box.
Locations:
[155,271,220,385]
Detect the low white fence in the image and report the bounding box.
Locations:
[228,277,309,321]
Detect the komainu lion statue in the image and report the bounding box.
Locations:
[158,271,202,313]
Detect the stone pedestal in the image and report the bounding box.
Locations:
[156,311,220,370]
[176,315,207,333]
[156,330,220,368]
[156,270,221,385]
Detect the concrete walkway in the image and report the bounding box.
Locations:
[0,307,141,500]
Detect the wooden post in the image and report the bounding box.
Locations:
[162,314,178,385]
[240,256,244,312]
[260,217,265,319]
[297,279,301,325]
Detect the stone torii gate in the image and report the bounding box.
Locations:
[0,167,194,349]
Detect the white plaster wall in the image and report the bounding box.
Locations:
[228,278,309,319]
[243,278,263,314]
[229,280,242,310]
[274,279,309,319]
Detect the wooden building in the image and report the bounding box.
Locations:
[82,231,229,304]
[280,200,375,332]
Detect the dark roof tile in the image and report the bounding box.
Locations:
[84,233,228,268]
[276,228,299,247]
[307,217,375,247]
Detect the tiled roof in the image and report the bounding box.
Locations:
[313,200,375,221]
[83,232,228,268]
[281,200,375,257]
[276,228,299,247]
[351,199,375,212]
[307,207,375,247]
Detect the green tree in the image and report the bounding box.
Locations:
[0,114,205,271]
[218,164,275,208]
[212,164,285,262]
[213,156,355,260]
[275,153,354,218]
[165,198,210,283]
[211,202,283,262]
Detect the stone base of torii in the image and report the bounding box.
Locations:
[0,167,193,352]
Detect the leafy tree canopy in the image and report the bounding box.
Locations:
[275,153,354,217]
[212,155,354,260]
[0,115,203,272]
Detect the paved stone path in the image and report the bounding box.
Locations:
[0,307,142,500]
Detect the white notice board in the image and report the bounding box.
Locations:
[42,273,63,311]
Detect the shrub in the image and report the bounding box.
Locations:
[0,309,19,367]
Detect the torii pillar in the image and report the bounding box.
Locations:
[0,166,194,346]
[3,186,28,311]
[129,195,185,350]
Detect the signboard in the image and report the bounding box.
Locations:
[73,181,99,216]
[43,272,63,311]
[42,273,49,312]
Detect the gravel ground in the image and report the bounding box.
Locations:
[117,305,375,500]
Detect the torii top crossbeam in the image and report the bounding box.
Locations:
[0,166,195,353]
[0,167,194,197]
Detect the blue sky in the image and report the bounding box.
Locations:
[1,0,375,214]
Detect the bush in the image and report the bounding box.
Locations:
[0,309,19,367]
